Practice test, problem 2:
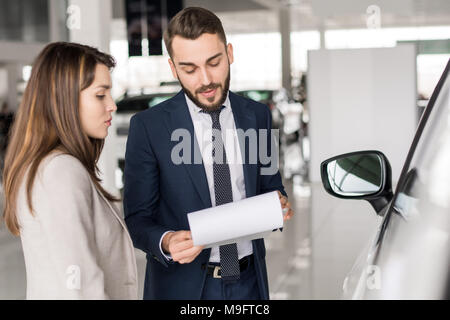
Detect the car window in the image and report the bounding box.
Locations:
[237,90,272,103]
[116,94,175,113]
[148,95,173,108]
[393,64,450,221]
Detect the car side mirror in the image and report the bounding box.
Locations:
[320,150,394,214]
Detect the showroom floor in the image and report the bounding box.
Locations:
[0,179,381,300]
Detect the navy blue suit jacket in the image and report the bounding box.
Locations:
[123,90,286,300]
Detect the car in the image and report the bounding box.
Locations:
[237,89,309,180]
[116,92,177,114]
[114,92,177,135]
[320,59,450,299]
[236,89,276,110]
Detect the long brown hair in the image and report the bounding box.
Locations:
[2,42,118,236]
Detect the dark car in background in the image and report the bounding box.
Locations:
[236,89,276,110]
[116,92,176,114]
[320,60,450,299]
[237,89,308,180]
[116,89,275,113]
[114,92,177,135]
[114,88,308,191]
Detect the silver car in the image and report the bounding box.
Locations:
[320,59,450,299]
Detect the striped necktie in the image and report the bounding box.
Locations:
[202,106,240,281]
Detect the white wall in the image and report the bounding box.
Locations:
[69,0,119,197]
[308,45,417,183]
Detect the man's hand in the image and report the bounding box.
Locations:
[277,190,294,221]
[162,230,204,264]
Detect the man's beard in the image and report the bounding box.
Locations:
[179,69,230,112]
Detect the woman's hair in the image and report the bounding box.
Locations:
[2,42,118,236]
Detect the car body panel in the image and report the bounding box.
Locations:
[329,59,450,299]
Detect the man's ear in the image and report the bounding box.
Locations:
[226,43,234,65]
[168,58,178,79]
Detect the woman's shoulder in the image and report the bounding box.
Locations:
[37,151,91,187]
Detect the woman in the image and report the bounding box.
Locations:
[2,42,138,299]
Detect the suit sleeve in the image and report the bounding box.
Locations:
[259,106,288,198]
[123,115,170,267]
[33,155,108,299]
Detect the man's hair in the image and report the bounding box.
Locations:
[163,7,227,58]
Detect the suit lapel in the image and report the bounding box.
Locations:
[95,187,126,227]
[229,92,258,198]
[163,91,212,208]
[162,90,258,206]
[95,187,138,278]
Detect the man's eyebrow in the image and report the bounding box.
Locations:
[178,53,223,66]
[206,53,222,63]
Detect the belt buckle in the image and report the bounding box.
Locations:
[213,266,221,279]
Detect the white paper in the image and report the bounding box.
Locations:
[187,191,283,248]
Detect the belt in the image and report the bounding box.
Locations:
[202,255,253,279]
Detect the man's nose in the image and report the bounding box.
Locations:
[199,67,212,86]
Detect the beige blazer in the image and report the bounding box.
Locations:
[17,152,138,299]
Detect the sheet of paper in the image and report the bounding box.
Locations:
[187,191,283,248]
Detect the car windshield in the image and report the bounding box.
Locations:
[116,94,175,113]
[238,90,272,102]
[148,95,173,108]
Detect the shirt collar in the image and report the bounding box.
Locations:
[184,91,231,114]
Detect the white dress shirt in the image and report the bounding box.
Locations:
[159,93,253,263]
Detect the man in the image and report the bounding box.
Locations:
[124,7,293,300]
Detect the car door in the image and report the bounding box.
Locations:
[363,59,450,299]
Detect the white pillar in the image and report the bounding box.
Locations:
[48,0,67,42]
[68,0,112,52]
[69,0,118,196]
[6,64,19,112]
[319,25,326,49]
[279,7,292,92]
